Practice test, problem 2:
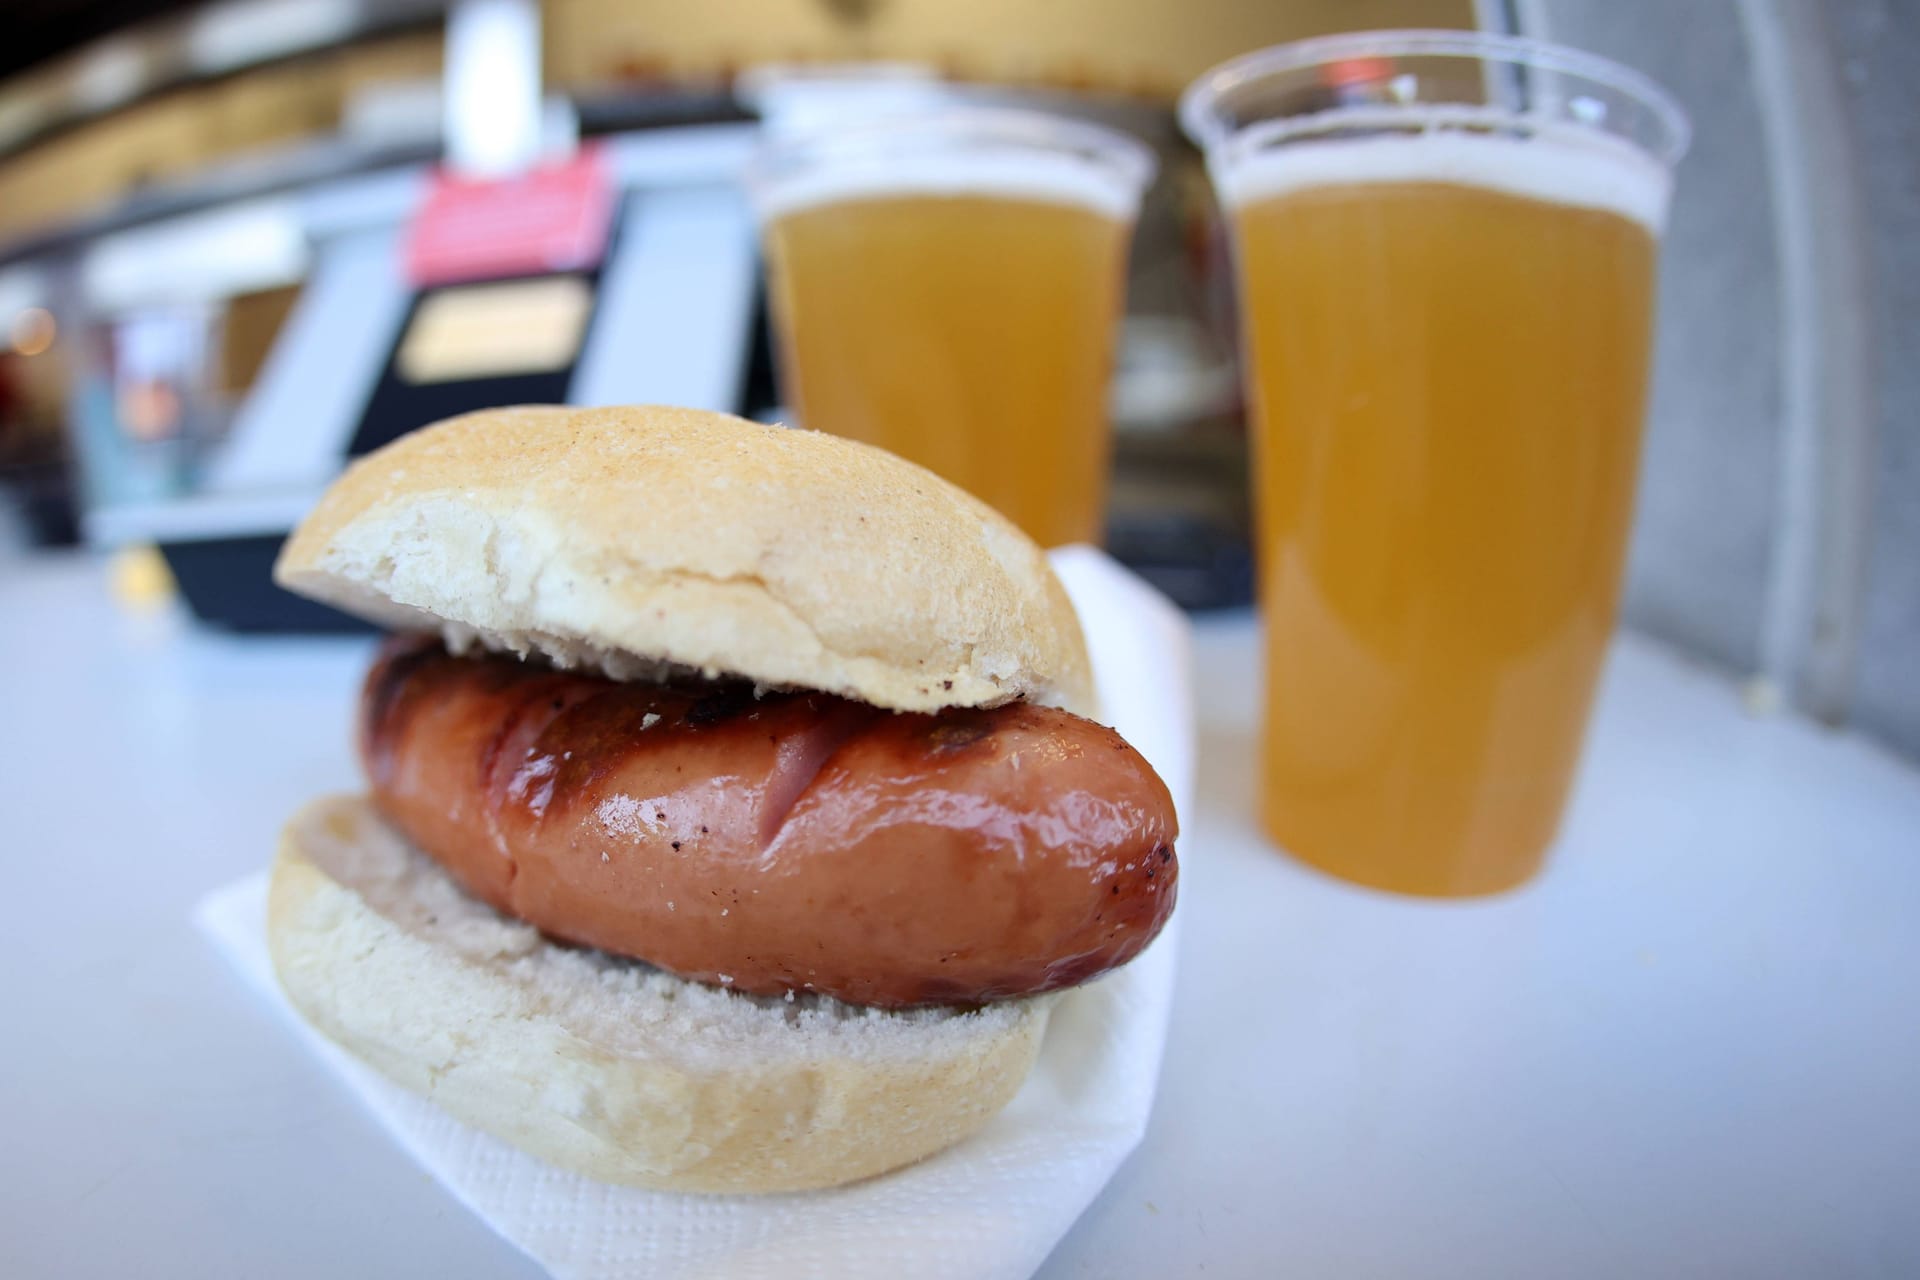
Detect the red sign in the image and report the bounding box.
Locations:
[404,146,615,288]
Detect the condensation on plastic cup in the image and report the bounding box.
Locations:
[745,107,1158,225]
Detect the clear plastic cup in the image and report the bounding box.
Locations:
[1182,32,1687,896]
[748,107,1155,548]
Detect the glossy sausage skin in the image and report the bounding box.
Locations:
[360,634,1178,1007]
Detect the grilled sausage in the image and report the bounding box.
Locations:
[359,634,1178,1007]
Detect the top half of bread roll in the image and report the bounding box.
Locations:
[274,404,1093,715]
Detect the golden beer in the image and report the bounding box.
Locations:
[754,117,1150,547]
[1227,132,1670,896]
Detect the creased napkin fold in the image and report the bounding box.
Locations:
[196,546,1193,1280]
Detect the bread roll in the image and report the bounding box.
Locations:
[274,404,1093,715]
[268,794,1054,1193]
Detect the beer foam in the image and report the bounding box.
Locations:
[1217,125,1671,232]
[754,152,1141,222]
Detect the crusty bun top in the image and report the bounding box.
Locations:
[275,405,1092,714]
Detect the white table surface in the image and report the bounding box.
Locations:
[3,549,1917,1279]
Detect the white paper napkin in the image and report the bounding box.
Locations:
[196,546,1193,1280]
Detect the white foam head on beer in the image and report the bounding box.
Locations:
[1217,119,1671,233]
[756,151,1141,222]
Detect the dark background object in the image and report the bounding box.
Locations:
[3,0,190,79]
[348,268,607,458]
[160,533,375,632]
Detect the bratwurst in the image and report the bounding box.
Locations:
[361,634,1178,1008]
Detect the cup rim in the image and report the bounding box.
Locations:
[746,105,1158,205]
[1178,29,1690,167]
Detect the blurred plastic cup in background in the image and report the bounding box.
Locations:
[748,108,1155,549]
